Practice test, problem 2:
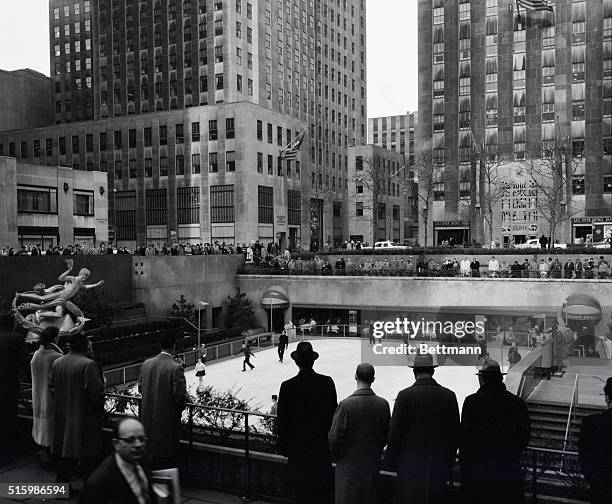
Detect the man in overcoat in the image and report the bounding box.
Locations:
[328,363,390,504]
[384,354,460,504]
[139,332,187,469]
[459,359,531,504]
[277,341,337,504]
[0,311,29,463]
[50,331,105,483]
[579,377,612,504]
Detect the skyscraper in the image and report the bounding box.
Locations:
[418,0,612,246]
[1,0,368,249]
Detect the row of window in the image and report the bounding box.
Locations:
[17,186,94,216]
[52,2,90,20]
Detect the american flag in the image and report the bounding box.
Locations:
[280,129,307,160]
[516,0,553,12]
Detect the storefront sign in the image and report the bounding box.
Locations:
[434,220,469,227]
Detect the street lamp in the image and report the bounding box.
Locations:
[197,301,210,358]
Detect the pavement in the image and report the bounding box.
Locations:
[0,455,276,504]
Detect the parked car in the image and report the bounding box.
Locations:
[514,239,566,249]
[374,240,410,250]
[591,239,612,249]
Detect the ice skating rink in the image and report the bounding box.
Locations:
[183,338,511,413]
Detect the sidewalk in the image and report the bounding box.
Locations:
[0,455,276,504]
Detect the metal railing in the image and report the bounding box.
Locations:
[102,331,276,386]
[563,374,580,454]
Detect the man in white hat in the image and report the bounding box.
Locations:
[384,353,460,504]
[459,359,530,504]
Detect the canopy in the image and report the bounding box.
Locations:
[562,293,602,322]
[261,285,289,308]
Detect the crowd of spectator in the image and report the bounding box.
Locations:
[245,253,612,280]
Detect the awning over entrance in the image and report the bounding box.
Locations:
[262,285,289,308]
[562,293,602,322]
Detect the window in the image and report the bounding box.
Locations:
[209,120,218,140]
[356,201,363,216]
[192,153,201,174]
[604,175,612,193]
[267,154,273,174]
[159,125,167,145]
[210,184,234,223]
[215,73,223,89]
[209,152,218,172]
[175,124,184,144]
[572,175,585,195]
[256,120,263,140]
[226,150,236,171]
[257,152,263,172]
[177,187,200,224]
[192,122,200,141]
[144,127,152,147]
[114,130,122,149]
[258,186,273,223]
[114,160,123,180]
[145,158,153,177]
[176,154,185,175]
[226,118,235,138]
[237,74,242,92]
[146,188,167,224]
[160,156,168,176]
[17,186,58,214]
[267,123,273,143]
[128,129,137,149]
[288,190,301,225]
[33,140,40,158]
[59,137,66,155]
[214,19,223,36]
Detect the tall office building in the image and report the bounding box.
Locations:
[418,0,612,246]
[368,112,417,172]
[1,0,367,249]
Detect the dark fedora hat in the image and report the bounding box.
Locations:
[476,359,507,376]
[290,341,319,364]
[408,353,439,368]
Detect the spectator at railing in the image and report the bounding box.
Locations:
[597,256,610,279]
[538,259,549,278]
[488,257,500,278]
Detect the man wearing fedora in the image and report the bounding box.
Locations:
[459,359,530,504]
[0,310,29,463]
[384,353,460,504]
[277,341,338,504]
[579,377,612,504]
[49,331,105,484]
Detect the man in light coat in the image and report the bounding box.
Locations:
[139,332,187,469]
[328,363,390,504]
[50,331,105,483]
[460,359,531,504]
[384,354,460,504]
[31,326,63,464]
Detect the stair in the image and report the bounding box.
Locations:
[527,401,605,450]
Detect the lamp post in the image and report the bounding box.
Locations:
[198,301,210,358]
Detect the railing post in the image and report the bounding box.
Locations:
[244,412,251,501]
[532,449,538,504]
[188,404,194,485]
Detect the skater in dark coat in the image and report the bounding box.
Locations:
[239,342,255,371]
[460,359,531,504]
[278,331,289,363]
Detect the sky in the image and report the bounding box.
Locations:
[0,0,418,118]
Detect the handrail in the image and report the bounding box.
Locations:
[562,373,580,453]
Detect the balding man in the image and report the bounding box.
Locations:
[328,364,391,504]
[80,418,152,504]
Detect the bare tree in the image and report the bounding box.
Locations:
[519,139,581,246]
[353,156,387,242]
[413,149,436,246]
[477,149,513,245]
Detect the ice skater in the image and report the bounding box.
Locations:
[278,330,289,362]
[194,356,206,390]
[239,342,255,371]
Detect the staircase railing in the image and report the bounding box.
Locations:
[561,374,580,472]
